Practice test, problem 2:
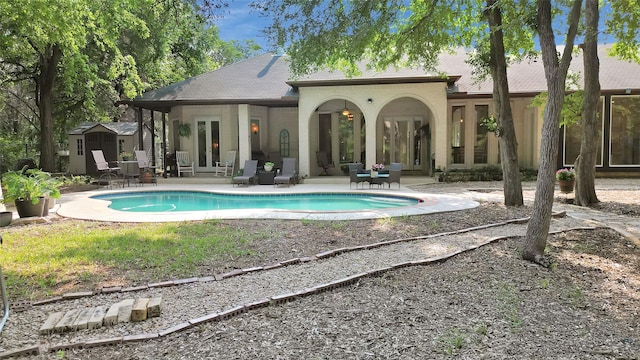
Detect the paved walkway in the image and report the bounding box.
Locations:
[424,179,640,246]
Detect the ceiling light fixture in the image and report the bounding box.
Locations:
[341,100,350,116]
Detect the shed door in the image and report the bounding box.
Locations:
[85,132,118,174]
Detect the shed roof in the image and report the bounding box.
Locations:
[68,122,139,136]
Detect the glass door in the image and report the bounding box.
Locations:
[195,117,220,172]
[383,116,423,171]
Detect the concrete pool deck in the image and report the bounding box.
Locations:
[56,177,479,221]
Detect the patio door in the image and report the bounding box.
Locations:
[382,116,424,171]
[195,117,220,172]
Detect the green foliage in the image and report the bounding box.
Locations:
[475,322,489,336]
[530,73,589,128]
[436,328,466,355]
[497,283,523,330]
[607,0,640,63]
[0,0,250,171]
[255,1,537,78]
[567,285,587,308]
[480,114,498,132]
[60,175,90,186]
[1,168,62,203]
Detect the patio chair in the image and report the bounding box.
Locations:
[348,163,370,189]
[176,151,195,177]
[135,150,157,185]
[215,150,236,176]
[274,157,297,187]
[316,151,334,176]
[91,150,122,189]
[233,160,258,186]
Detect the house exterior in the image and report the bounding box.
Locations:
[68,122,152,175]
[122,46,640,178]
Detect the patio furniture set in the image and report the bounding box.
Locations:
[349,162,402,189]
[92,149,400,189]
[233,157,298,187]
[91,150,158,189]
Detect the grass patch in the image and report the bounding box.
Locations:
[0,220,254,300]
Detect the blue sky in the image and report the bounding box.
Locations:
[214,1,618,51]
[215,1,271,50]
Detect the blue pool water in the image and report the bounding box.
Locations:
[92,191,420,212]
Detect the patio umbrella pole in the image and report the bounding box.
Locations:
[0,265,8,333]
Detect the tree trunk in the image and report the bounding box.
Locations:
[523,0,582,264]
[575,0,600,207]
[485,0,523,207]
[38,44,62,172]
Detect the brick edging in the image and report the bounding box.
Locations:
[3,218,602,357]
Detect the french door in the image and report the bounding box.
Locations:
[195,117,220,172]
[382,116,424,171]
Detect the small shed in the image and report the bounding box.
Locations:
[67,122,152,175]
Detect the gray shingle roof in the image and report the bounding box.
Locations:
[438,45,640,95]
[129,45,640,110]
[135,54,297,109]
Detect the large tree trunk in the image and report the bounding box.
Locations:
[485,0,523,207]
[575,0,600,206]
[38,44,62,172]
[523,0,582,264]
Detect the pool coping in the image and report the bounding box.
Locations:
[56,184,480,221]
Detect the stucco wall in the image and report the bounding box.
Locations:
[298,82,448,176]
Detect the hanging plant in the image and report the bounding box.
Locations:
[178,122,192,137]
[480,114,502,136]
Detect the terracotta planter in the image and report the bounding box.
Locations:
[140,172,155,183]
[0,211,12,227]
[558,179,575,193]
[15,197,45,218]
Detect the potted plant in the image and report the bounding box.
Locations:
[120,151,133,161]
[0,178,9,226]
[556,168,576,193]
[2,168,61,218]
[140,169,156,184]
[0,210,11,227]
[371,163,384,176]
[177,122,192,138]
[264,161,275,172]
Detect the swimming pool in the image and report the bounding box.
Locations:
[92,191,421,212]
[57,185,479,222]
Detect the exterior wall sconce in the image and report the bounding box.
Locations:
[367,98,373,104]
[251,123,259,134]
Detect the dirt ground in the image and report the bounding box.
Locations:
[17,183,634,359]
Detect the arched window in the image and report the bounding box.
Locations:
[279,129,290,157]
